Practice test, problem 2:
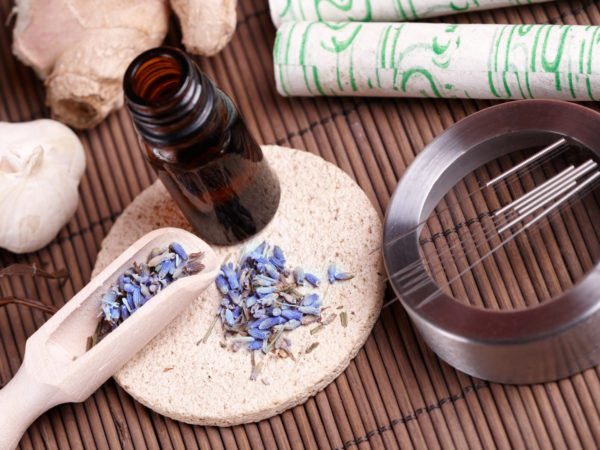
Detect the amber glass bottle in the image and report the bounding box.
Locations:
[123,47,280,245]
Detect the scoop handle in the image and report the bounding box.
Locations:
[0,365,63,449]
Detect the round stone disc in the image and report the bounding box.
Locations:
[93,145,384,426]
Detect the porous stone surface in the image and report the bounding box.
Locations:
[93,145,384,426]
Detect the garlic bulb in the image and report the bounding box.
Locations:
[0,119,86,253]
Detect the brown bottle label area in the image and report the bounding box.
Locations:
[146,110,281,245]
[157,155,280,245]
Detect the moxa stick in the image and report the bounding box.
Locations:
[274,22,600,102]
[270,0,553,28]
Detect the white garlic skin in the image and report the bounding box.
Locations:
[0,119,86,253]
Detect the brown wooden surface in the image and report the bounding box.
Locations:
[1,0,600,448]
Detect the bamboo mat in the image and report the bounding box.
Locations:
[1,0,600,448]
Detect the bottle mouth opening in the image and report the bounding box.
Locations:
[123,46,217,148]
[124,47,190,110]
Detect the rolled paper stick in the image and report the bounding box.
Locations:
[273,22,600,101]
[270,0,553,27]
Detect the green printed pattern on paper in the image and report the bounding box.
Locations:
[270,0,551,26]
[273,21,600,101]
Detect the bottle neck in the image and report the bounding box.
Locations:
[123,47,220,149]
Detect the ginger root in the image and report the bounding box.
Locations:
[12,0,169,129]
[170,0,237,56]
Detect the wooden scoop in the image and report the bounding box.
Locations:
[0,228,219,449]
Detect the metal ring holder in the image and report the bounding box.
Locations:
[383,100,600,384]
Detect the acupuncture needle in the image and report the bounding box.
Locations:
[388,157,597,288]
[416,172,600,307]
[381,158,600,309]
[381,138,570,251]
[382,173,600,309]
[390,169,600,298]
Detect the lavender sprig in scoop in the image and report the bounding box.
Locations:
[92,242,204,345]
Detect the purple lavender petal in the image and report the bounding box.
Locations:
[305,272,320,287]
[170,242,188,260]
[248,340,263,351]
[281,309,302,320]
[328,263,337,284]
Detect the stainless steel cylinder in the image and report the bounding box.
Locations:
[383,100,600,384]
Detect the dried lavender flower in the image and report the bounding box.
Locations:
[335,272,354,281]
[170,242,188,260]
[293,267,305,285]
[304,272,320,287]
[327,264,336,284]
[93,242,203,345]
[327,262,354,283]
[216,274,229,294]
[281,309,302,320]
[248,340,263,351]
[298,306,321,315]
[214,240,325,355]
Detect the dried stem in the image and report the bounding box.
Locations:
[0,264,68,280]
[0,296,58,314]
[0,263,68,315]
